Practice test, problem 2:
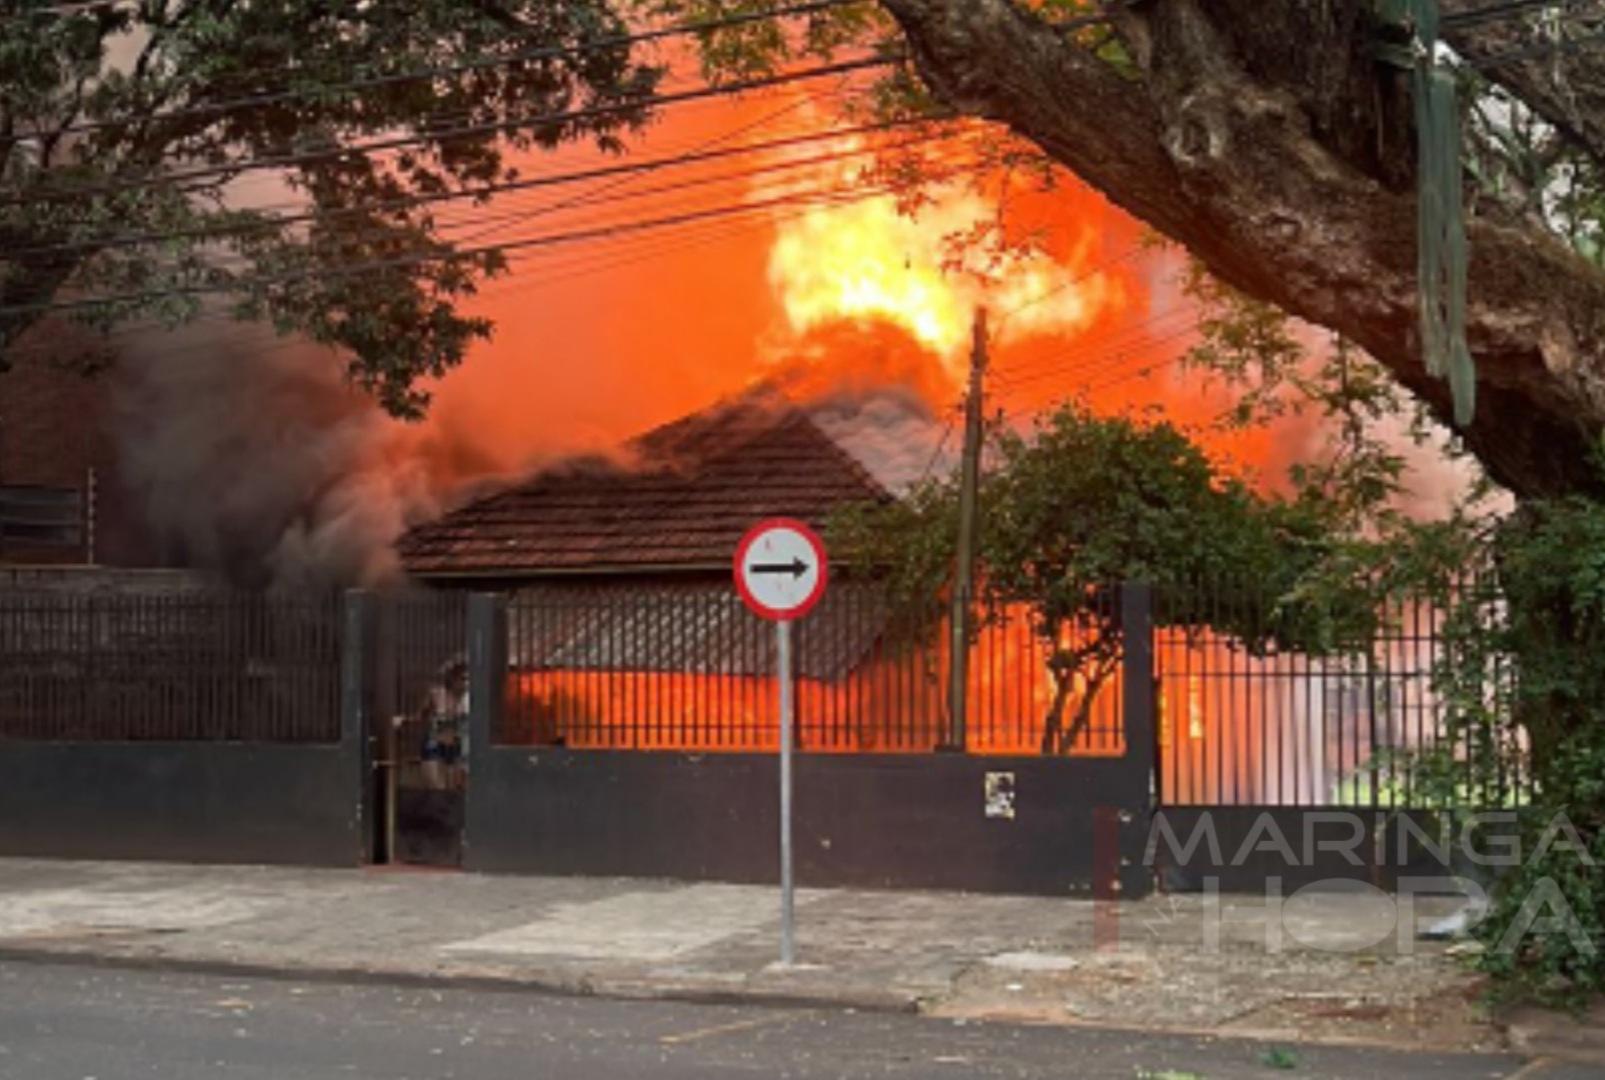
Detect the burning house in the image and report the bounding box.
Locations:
[396,392,945,753]
[399,391,893,586]
[397,390,1125,757]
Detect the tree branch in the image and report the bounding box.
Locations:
[1443,0,1605,168]
[880,0,1605,499]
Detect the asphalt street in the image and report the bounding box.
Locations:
[0,960,1588,1080]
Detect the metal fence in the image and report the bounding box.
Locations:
[498,580,1124,755]
[367,590,468,733]
[0,590,344,742]
[0,576,1523,801]
[1154,582,1523,809]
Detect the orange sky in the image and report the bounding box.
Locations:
[403,81,1316,495]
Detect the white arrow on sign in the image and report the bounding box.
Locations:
[733,518,828,622]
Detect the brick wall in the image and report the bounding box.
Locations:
[0,348,109,565]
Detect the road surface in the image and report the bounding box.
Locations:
[0,960,1585,1079]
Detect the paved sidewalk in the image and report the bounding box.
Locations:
[0,858,1547,1058]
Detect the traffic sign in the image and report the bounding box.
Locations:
[732,517,828,968]
[733,518,828,622]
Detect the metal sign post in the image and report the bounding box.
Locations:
[733,517,828,968]
[776,617,795,965]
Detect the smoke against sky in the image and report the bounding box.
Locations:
[113,322,460,587]
[104,82,1460,587]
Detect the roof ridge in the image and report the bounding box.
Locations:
[399,387,894,578]
[627,386,804,468]
[788,410,895,504]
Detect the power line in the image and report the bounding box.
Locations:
[1,79,912,365]
[990,243,1145,337]
[989,308,1199,404]
[1081,327,1200,394]
[1469,24,1605,65]
[4,0,865,146]
[1,55,895,206]
[173,80,858,221]
[915,410,960,486]
[447,89,828,247]
[435,129,965,245]
[414,89,841,260]
[5,114,952,260]
[0,169,862,366]
[991,303,1195,389]
[1442,0,1586,28]
[1009,314,1195,394]
[0,191,829,367]
[170,134,975,279]
[0,181,901,321]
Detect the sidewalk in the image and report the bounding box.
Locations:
[0,858,1567,1059]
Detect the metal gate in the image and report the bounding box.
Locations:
[367,590,469,867]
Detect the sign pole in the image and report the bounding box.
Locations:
[777,617,796,966]
[734,517,826,969]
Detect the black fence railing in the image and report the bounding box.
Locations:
[498,580,1125,755]
[0,590,344,742]
[1154,582,1525,809]
[0,577,1525,805]
[369,589,469,771]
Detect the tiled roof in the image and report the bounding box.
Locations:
[398,395,892,577]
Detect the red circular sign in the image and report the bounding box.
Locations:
[733,518,829,621]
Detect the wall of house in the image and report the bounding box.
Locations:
[0,341,161,567]
[494,578,1126,757]
[0,349,105,564]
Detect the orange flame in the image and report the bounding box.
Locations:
[762,134,1125,399]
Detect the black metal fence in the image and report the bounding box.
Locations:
[0,577,1523,809]
[0,590,344,742]
[498,580,1125,755]
[1154,582,1524,809]
[368,589,469,738]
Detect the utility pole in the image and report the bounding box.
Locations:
[948,306,988,751]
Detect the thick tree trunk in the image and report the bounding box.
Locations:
[878,0,1605,500]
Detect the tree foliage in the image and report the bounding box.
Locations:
[1372,489,1605,1003]
[0,0,661,415]
[833,402,1366,753]
[1164,246,1605,1000]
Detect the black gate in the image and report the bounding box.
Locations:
[367,590,469,867]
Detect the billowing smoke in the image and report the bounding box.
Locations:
[807,387,953,494]
[106,320,956,590]
[112,321,499,589]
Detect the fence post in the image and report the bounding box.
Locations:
[340,589,375,865]
[1120,583,1156,805]
[1114,582,1157,898]
[464,592,507,869]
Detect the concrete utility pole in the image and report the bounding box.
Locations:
[947,306,988,750]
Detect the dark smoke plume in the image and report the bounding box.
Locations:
[113,322,494,589]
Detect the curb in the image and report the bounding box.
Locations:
[0,945,922,1016]
[10,944,1595,1066]
[1498,1003,1605,1069]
